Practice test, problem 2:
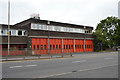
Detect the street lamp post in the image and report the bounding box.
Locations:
[84,26,86,52]
[47,21,52,58]
[8,0,10,57]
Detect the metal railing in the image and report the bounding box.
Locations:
[1,48,73,60]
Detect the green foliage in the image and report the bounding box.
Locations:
[94,16,120,51]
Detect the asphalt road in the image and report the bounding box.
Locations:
[2,52,118,78]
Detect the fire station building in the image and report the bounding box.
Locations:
[0,17,94,56]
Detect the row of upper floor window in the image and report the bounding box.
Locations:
[0,29,27,36]
[0,24,92,36]
[31,23,92,34]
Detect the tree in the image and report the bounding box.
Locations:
[93,16,120,51]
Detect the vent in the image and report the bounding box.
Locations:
[30,13,40,19]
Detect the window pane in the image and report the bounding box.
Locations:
[18,31,22,35]
[31,23,87,34]
[33,45,36,49]
[2,30,8,35]
[22,30,27,36]
[11,30,17,35]
[50,45,52,50]
[37,45,39,49]
[44,45,46,49]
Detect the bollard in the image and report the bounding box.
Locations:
[70,52,73,57]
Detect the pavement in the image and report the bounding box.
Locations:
[0,51,117,61]
[0,53,72,61]
[1,51,119,79]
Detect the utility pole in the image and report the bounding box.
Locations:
[8,0,10,56]
[47,21,52,58]
[84,26,86,52]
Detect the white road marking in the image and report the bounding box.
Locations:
[9,66,23,68]
[39,72,72,78]
[38,64,118,78]
[24,65,37,67]
[104,57,113,60]
[72,60,86,63]
[9,64,37,68]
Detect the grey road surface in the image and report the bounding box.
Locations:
[2,52,118,78]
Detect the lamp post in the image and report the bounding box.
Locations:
[47,21,52,58]
[84,26,86,52]
[8,0,10,57]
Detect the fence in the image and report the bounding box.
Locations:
[1,48,73,60]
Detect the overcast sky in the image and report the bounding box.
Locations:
[0,0,119,29]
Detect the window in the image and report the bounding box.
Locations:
[61,27,64,32]
[44,45,46,49]
[36,45,39,49]
[18,31,22,35]
[79,45,81,48]
[31,23,36,29]
[9,31,11,35]
[54,27,58,31]
[69,45,71,49]
[80,45,81,49]
[31,23,86,34]
[43,25,47,30]
[53,45,55,49]
[18,30,27,36]
[64,45,65,49]
[59,45,61,49]
[23,31,27,36]
[41,25,44,30]
[89,45,90,48]
[2,29,8,35]
[11,30,17,35]
[66,45,68,49]
[49,26,53,31]
[40,45,43,50]
[71,45,73,49]
[82,29,84,33]
[50,45,52,50]
[76,45,78,48]
[62,27,67,32]
[82,45,83,48]
[1,29,27,36]
[56,45,58,49]
[33,45,36,49]
[75,45,77,48]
